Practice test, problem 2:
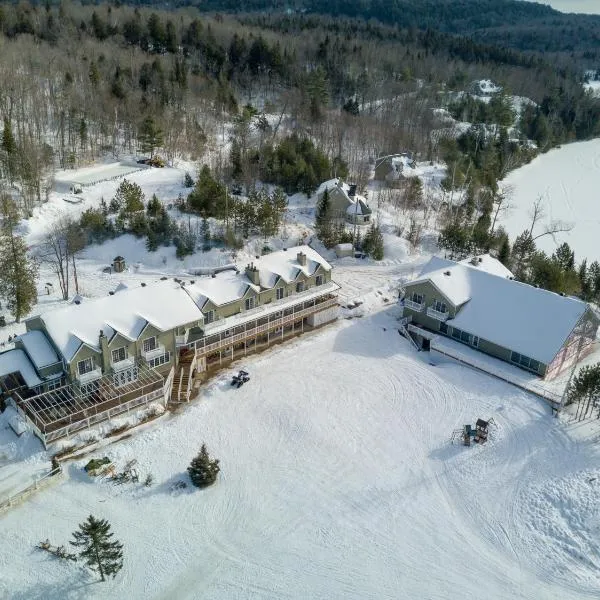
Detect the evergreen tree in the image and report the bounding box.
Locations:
[114,179,145,215]
[138,116,163,158]
[1,118,17,183]
[146,193,162,217]
[315,188,334,248]
[567,363,600,419]
[70,515,124,582]
[187,166,227,219]
[511,230,536,281]
[0,196,38,322]
[498,235,511,266]
[184,172,194,188]
[363,223,384,260]
[188,443,220,488]
[579,259,591,300]
[200,216,211,251]
[552,242,575,272]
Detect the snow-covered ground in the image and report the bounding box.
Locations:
[2,158,600,598]
[2,307,600,599]
[500,138,600,263]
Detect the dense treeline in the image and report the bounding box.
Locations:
[191,0,600,64]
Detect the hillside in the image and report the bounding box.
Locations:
[192,0,600,61]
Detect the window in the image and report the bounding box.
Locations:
[315,275,324,286]
[439,321,448,335]
[111,347,126,363]
[411,292,423,304]
[47,378,62,391]
[473,336,479,348]
[276,287,284,300]
[148,352,171,369]
[296,282,305,293]
[433,299,447,313]
[80,380,100,395]
[510,351,540,373]
[204,310,214,324]
[113,367,139,387]
[143,337,157,353]
[450,326,475,346]
[245,297,255,310]
[77,357,93,376]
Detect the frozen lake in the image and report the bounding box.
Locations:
[500,138,600,264]
[523,0,600,14]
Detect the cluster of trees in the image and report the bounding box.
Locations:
[0,0,596,223]
[447,94,515,129]
[567,363,600,422]
[315,189,384,259]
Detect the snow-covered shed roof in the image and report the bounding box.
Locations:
[459,254,514,279]
[0,349,42,388]
[185,272,260,308]
[17,330,60,369]
[409,258,589,364]
[38,280,203,362]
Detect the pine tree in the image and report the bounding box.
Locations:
[315,188,334,248]
[114,179,145,215]
[70,515,124,582]
[138,116,163,158]
[0,196,38,322]
[188,443,220,488]
[363,223,384,260]
[498,235,511,267]
[184,172,194,188]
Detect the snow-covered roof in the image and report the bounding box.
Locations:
[16,330,60,369]
[0,349,42,388]
[346,198,372,216]
[249,245,332,286]
[185,271,259,308]
[37,281,203,362]
[459,254,514,279]
[409,257,590,364]
[472,79,502,95]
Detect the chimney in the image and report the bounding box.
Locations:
[297,251,307,267]
[245,262,260,286]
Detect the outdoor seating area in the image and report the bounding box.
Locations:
[12,364,167,447]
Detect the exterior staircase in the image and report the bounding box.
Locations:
[170,350,195,404]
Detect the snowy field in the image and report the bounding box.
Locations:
[1,159,600,598]
[500,138,600,263]
[2,309,600,599]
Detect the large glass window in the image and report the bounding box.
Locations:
[411,292,423,304]
[245,297,255,310]
[510,351,540,373]
[433,299,447,313]
[111,347,126,363]
[276,287,284,300]
[316,275,324,286]
[296,282,305,293]
[204,310,214,324]
[143,337,157,353]
[439,321,448,335]
[77,357,93,375]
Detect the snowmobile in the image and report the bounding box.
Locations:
[231,370,250,388]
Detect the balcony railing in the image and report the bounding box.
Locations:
[75,367,102,384]
[426,307,450,321]
[404,299,425,312]
[175,331,189,346]
[142,344,166,361]
[111,356,135,371]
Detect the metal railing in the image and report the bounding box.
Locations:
[188,297,338,359]
[0,466,63,513]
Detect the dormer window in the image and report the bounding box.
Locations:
[296,282,305,293]
[245,297,255,310]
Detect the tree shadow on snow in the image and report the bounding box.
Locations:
[152,472,196,497]
[11,570,100,600]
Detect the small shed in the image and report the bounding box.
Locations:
[335,243,354,258]
[112,256,126,273]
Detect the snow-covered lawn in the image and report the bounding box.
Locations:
[1,309,599,599]
[500,139,600,263]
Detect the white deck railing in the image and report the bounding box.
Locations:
[404,299,425,312]
[426,307,449,321]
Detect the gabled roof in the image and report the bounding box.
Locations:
[37,281,203,362]
[408,257,590,364]
[346,198,372,216]
[459,254,514,279]
[250,245,332,285]
[185,272,260,307]
[16,330,60,369]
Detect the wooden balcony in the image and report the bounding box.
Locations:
[426,307,449,321]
